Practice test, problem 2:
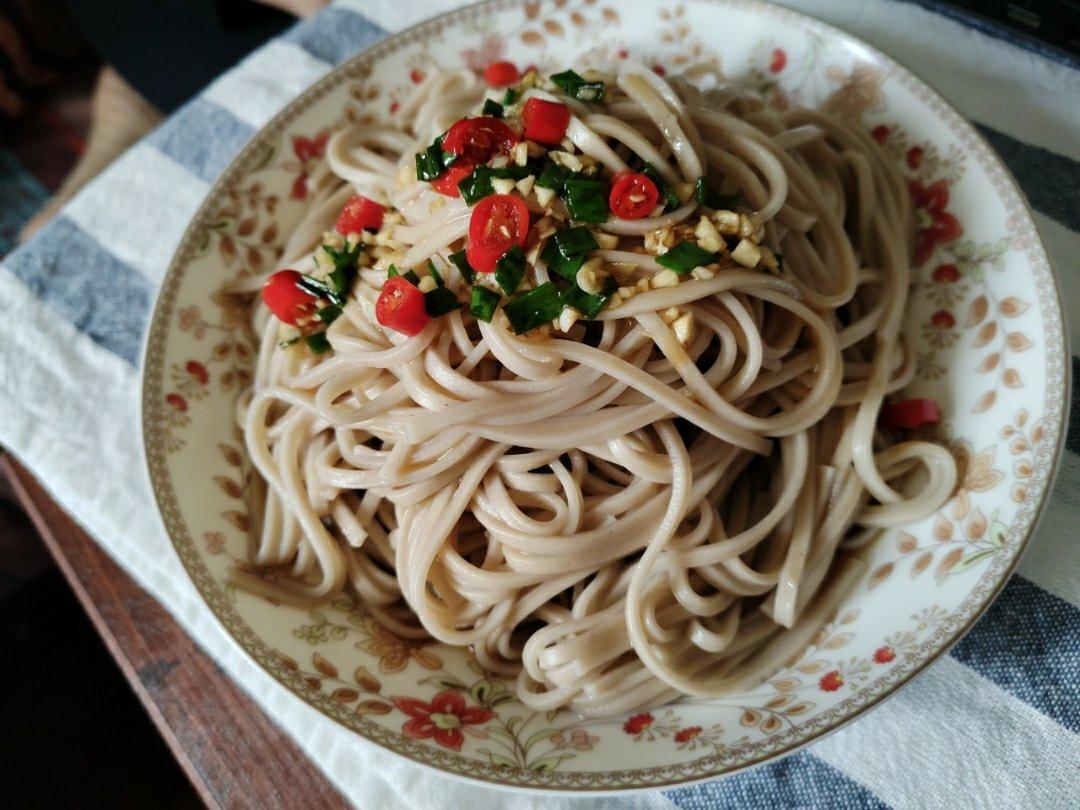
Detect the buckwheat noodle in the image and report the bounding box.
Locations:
[229,65,956,718]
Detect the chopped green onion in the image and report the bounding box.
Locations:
[482,98,504,118]
[535,162,572,193]
[502,87,519,106]
[317,304,342,325]
[458,165,531,205]
[424,286,461,317]
[562,275,616,319]
[504,283,564,334]
[540,240,585,281]
[641,163,681,211]
[427,260,445,286]
[563,177,608,223]
[553,226,598,256]
[305,332,332,354]
[656,241,717,275]
[550,69,606,103]
[494,245,527,295]
[278,336,300,348]
[415,133,457,182]
[387,264,420,285]
[297,274,333,301]
[694,176,739,209]
[469,286,501,323]
[448,249,476,284]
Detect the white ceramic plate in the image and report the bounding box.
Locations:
[142,0,1068,792]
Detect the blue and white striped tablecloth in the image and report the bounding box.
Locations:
[0,1,1076,807]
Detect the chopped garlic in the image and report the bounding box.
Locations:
[557,306,581,332]
[510,141,529,166]
[535,186,556,208]
[694,215,724,253]
[691,265,716,281]
[526,141,548,158]
[516,175,536,196]
[278,323,301,344]
[713,210,741,235]
[739,212,762,241]
[558,136,575,152]
[661,307,681,324]
[345,232,361,249]
[322,230,346,250]
[313,249,335,275]
[651,268,680,288]
[491,178,517,195]
[676,181,695,203]
[549,150,584,172]
[576,258,607,295]
[759,245,780,273]
[418,275,437,293]
[617,285,635,300]
[490,155,510,169]
[383,211,403,226]
[593,231,618,249]
[644,226,675,255]
[672,311,695,345]
[731,238,762,267]
[373,230,401,248]
[635,277,651,293]
[526,242,542,266]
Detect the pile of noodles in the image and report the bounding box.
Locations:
[228,65,957,718]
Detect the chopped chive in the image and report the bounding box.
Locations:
[297,274,331,299]
[563,177,609,223]
[387,264,398,277]
[482,98,504,118]
[458,165,531,205]
[641,163,681,210]
[317,304,343,325]
[656,241,717,275]
[278,337,300,348]
[469,286,501,323]
[448,249,476,284]
[305,332,332,354]
[553,226,598,256]
[403,269,420,285]
[550,69,606,103]
[695,176,739,209]
[502,87,519,106]
[504,282,564,334]
[427,260,445,286]
[562,275,616,319]
[389,265,419,285]
[415,133,457,182]
[494,245,527,295]
[535,162,572,193]
[424,286,461,317]
[541,240,585,281]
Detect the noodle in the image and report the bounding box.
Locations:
[230,64,957,718]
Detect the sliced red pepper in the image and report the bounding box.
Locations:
[335,195,385,234]
[608,170,660,220]
[521,97,570,145]
[467,194,530,273]
[375,276,430,336]
[430,160,477,197]
[442,116,519,163]
[484,61,520,88]
[263,270,319,325]
[880,398,941,430]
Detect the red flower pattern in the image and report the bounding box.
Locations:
[769,48,787,74]
[289,129,329,200]
[651,65,666,76]
[931,309,956,329]
[185,360,209,385]
[165,393,188,412]
[461,35,505,74]
[819,671,844,692]
[873,646,897,664]
[908,180,963,264]
[623,712,654,735]
[906,145,924,169]
[409,69,425,84]
[932,263,961,283]
[871,124,891,143]
[392,690,492,751]
[674,726,702,743]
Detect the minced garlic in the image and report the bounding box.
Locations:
[731,238,762,267]
[651,268,680,288]
[694,215,724,253]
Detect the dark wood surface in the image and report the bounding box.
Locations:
[0,457,348,810]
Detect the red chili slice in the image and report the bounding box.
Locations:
[375,276,430,336]
[262,270,318,326]
[521,97,570,145]
[484,61,520,88]
[430,160,477,197]
[335,195,386,234]
[442,116,519,163]
[467,194,530,273]
[880,398,941,430]
[608,170,660,220]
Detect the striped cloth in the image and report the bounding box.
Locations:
[0,1,1076,807]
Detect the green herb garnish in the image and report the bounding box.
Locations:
[387,264,420,285]
[458,165,531,205]
[641,163,680,211]
[502,87,519,106]
[694,176,739,209]
[562,275,616,319]
[424,286,461,317]
[563,177,608,223]
[317,304,342,325]
[448,249,476,284]
[553,226,598,256]
[541,240,585,281]
[550,69,606,103]
[415,133,457,182]
[494,245,527,295]
[469,286,501,323]
[305,332,332,354]
[427,260,445,286]
[504,283,564,334]
[656,241,717,275]
[278,336,300,348]
[541,226,598,280]
[482,98,504,118]
[535,162,573,193]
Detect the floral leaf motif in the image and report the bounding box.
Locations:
[977,352,1000,372]
[765,695,792,709]
[354,666,381,693]
[912,551,934,577]
[524,1,540,19]
[966,508,987,539]
[933,514,953,541]
[822,633,854,650]
[797,660,828,674]
[356,700,392,715]
[1002,369,1022,388]
[1005,332,1033,351]
[740,709,762,726]
[331,688,360,704]
[897,532,918,553]
[951,491,971,520]
[543,19,564,36]
[936,547,964,579]
[869,562,893,589]
[964,447,1006,491]
[222,510,249,531]
[602,7,620,22]
[313,652,338,678]
[237,217,256,237]
[277,652,299,672]
[219,443,242,466]
[214,475,243,499]
[760,716,782,733]
[787,702,813,715]
[771,677,800,691]
[954,549,996,573]
[999,297,1029,317]
[971,390,996,413]
[965,295,988,327]
[219,235,237,265]
[520,30,544,44]
[971,321,997,348]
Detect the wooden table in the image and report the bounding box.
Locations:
[1,457,348,809]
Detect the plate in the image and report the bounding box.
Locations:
[142,0,1067,792]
